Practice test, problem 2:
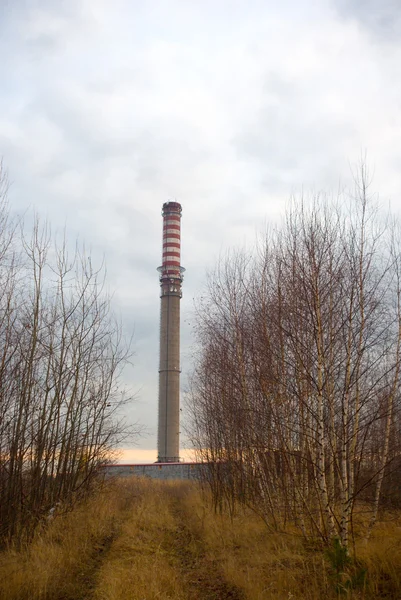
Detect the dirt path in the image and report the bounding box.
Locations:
[58,523,118,600]
[164,488,245,600]
[75,529,117,600]
[55,484,245,600]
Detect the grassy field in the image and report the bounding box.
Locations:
[0,478,400,600]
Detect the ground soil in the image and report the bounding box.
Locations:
[164,487,245,600]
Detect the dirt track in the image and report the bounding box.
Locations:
[58,483,244,600]
[164,488,245,600]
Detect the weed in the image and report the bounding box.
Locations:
[325,537,367,596]
[0,480,401,600]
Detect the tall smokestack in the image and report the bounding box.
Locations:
[157,201,184,462]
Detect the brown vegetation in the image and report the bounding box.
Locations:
[0,162,136,547]
[188,168,401,548]
[1,478,401,600]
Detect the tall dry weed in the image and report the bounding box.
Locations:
[0,479,134,600]
[93,480,186,600]
[1,478,401,600]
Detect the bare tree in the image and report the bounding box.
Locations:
[188,169,401,547]
[0,165,138,546]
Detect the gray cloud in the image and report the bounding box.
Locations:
[2,0,401,457]
[334,0,401,39]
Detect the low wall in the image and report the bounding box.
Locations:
[100,462,205,481]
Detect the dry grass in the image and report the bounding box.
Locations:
[0,479,134,600]
[179,487,327,600]
[1,478,401,600]
[93,480,186,600]
[355,514,401,599]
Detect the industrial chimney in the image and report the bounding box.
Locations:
[157,201,184,462]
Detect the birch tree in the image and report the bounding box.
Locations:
[188,171,401,547]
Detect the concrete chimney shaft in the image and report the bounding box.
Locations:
[157,201,184,462]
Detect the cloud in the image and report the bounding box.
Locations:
[1,0,401,459]
[334,0,401,40]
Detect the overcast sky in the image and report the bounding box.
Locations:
[1,0,401,462]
